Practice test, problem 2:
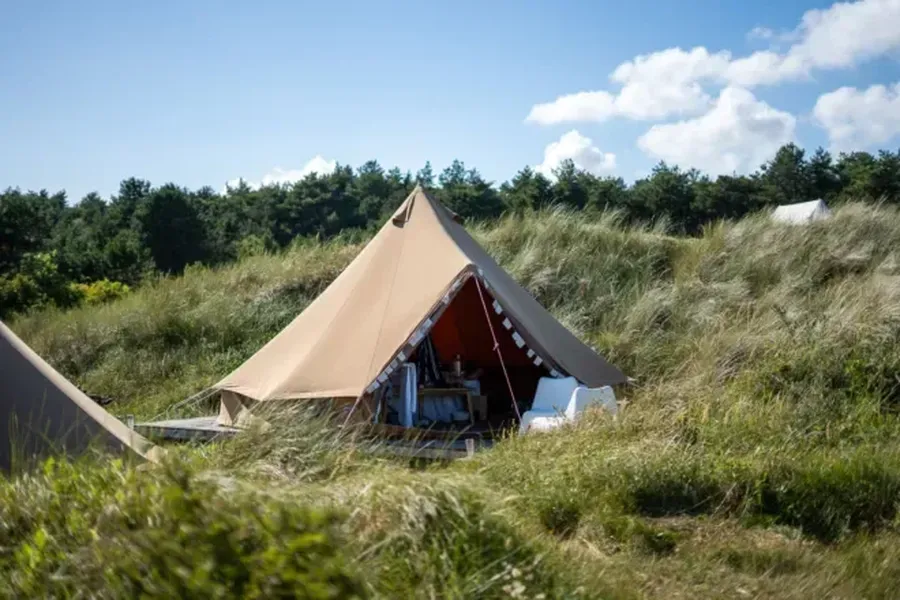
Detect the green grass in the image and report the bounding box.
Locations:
[5,203,900,597]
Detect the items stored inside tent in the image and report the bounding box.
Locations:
[371,273,547,433]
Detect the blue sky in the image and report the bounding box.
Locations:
[2,0,900,201]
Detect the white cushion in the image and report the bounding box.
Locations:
[566,386,617,419]
[518,411,568,435]
[530,376,579,413]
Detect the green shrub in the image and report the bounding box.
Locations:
[69,278,131,305]
[0,458,364,599]
[236,233,278,259]
[0,251,80,318]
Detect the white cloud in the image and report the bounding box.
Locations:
[535,130,616,177]
[727,0,900,86]
[225,155,337,191]
[637,87,796,175]
[723,50,801,87]
[526,0,900,124]
[814,82,900,150]
[787,0,900,71]
[748,26,776,41]
[611,47,729,119]
[526,91,617,125]
[526,48,726,124]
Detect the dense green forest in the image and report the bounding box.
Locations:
[3,142,900,318]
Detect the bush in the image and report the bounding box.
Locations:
[236,233,278,260]
[0,458,364,599]
[0,251,80,318]
[69,278,132,305]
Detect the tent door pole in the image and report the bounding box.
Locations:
[474,276,521,422]
[341,393,367,427]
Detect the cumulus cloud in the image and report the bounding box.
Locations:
[637,87,796,176]
[526,0,900,124]
[787,0,900,71]
[534,130,616,177]
[814,82,900,151]
[728,0,900,86]
[225,155,337,191]
[610,47,729,119]
[526,48,725,123]
[526,91,617,125]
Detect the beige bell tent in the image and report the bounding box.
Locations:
[1,320,161,472]
[216,185,625,428]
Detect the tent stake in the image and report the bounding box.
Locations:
[474,277,521,422]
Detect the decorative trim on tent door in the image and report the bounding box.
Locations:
[474,268,568,379]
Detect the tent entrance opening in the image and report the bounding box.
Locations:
[377,277,545,434]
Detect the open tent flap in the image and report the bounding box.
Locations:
[365,270,568,430]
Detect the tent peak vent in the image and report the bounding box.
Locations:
[392,195,416,226]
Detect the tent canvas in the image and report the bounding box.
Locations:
[215,185,626,426]
[772,199,832,224]
[1,320,160,472]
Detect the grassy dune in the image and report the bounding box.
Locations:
[4,204,900,597]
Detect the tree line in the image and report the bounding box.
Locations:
[2,143,900,318]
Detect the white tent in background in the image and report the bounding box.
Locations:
[772,199,832,224]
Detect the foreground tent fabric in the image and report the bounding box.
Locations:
[1,320,161,472]
[216,185,625,424]
[772,199,832,224]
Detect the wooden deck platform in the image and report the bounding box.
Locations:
[134,416,239,442]
[374,437,493,460]
[134,415,492,459]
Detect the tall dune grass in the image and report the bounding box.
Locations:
[5,203,900,597]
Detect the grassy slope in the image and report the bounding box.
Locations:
[5,205,900,598]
